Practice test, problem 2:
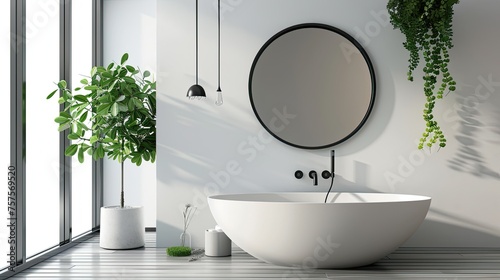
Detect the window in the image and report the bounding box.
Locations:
[71,0,93,237]
[1,1,102,275]
[25,0,60,257]
[0,0,11,270]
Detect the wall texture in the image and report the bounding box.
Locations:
[103,0,157,227]
[157,0,500,248]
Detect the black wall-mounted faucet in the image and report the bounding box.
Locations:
[295,150,335,187]
[309,171,318,186]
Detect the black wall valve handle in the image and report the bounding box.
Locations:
[322,170,331,179]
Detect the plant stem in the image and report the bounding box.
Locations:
[121,139,125,208]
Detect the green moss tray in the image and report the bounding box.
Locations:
[167,246,192,256]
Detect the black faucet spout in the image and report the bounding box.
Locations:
[309,170,318,186]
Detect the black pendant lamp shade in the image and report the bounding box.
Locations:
[187,0,206,100]
[187,84,206,100]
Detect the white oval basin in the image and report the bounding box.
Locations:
[208,192,431,268]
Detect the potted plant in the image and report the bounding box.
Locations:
[387,0,459,150]
[47,53,156,249]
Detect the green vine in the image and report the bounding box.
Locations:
[387,0,459,149]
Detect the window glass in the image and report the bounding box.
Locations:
[71,0,93,238]
[0,0,11,270]
[25,0,60,257]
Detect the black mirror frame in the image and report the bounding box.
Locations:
[248,23,376,150]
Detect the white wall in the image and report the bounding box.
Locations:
[157,0,500,248]
[103,0,157,227]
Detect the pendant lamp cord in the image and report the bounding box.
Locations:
[196,0,199,84]
[217,0,221,92]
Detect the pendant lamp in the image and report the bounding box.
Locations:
[214,0,223,106]
[187,0,206,100]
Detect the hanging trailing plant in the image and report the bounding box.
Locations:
[387,0,459,149]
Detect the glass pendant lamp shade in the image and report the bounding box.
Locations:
[214,0,223,106]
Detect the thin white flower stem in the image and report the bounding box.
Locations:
[185,207,197,231]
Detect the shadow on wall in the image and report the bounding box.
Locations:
[406,201,500,247]
[447,79,500,180]
[324,166,377,193]
[156,94,283,194]
[407,219,500,247]
[157,96,225,185]
[494,108,500,138]
[445,2,500,180]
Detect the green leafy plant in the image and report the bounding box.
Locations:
[387,0,459,149]
[47,53,156,208]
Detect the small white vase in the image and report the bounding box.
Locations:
[100,206,145,249]
[180,231,191,248]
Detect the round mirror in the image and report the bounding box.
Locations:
[249,23,376,149]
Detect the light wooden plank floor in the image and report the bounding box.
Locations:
[7,233,500,279]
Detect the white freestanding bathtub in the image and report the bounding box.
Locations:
[208,192,431,268]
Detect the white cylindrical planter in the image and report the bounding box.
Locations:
[205,230,231,257]
[100,206,145,249]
